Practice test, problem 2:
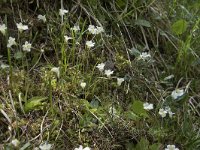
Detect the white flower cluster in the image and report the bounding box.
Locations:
[96,62,114,78]
[159,106,175,118]
[88,25,104,35]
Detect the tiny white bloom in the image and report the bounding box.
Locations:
[16,22,28,32]
[74,145,91,150]
[59,9,68,16]
[171,89,185,99]
[64,35,72,42]
[51,67,60,78]
[104,69,114,78]
[96,26,104,34]
[7,37,16,48]
[37,14,46,23]
[86,40,95,48]
[41,49,44,53]
[96,63,105,72]
[138,52,151,60]
[22,41,32,52]
[11,139,20,147]
[165,106,175,118]
[143,102,154,110]
[165,145,179,150]
[88,25,104,34]
[117,78,125,86]
[71,25,80,32]
[158,108,167,118]
[39,142,52,150]
[0,24,7,35]
[88,25,97,34]
[164,75,174,81]
[80,82,86,89]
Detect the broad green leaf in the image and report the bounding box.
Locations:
[171,19,188,35]
[135,19,151,27]
[14,51,24,60]
[131,100,148,117]
[90,98,100,108]
[135,138,149,150]
[24,96,47,112]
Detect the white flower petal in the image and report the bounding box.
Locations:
[96,63,105,72]
[51,67,60,78]
[22,41,32,52]
[117,78,124,86]
[104,69,114,77]
[86,40,95,48]
[143,103,154,110]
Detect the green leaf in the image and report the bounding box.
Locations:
[131,100,148,117]
[24,96,47,112]
[135,19,151,27]
[124,111,139,121]
[90,98,100,108]
[135,138,149,150]
[171,19,188,35]
[149,143,162,150]
[14,51,24,60]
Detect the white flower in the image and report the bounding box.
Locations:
[96,63,105,72]
[11,139,20,147]
[0,24,7,35]
[41,49,45,53]
[22,41,32,52]
[165,145,179,150]
[158,108,167,118]
[39,142,52,150]
[164,75,174,81]
[88,25,97,34]
[104,69,114,78]
[37,15,46,23]
[80,82,86,89]
[143,102,154,110]
[51,67,60,78]
[171,89,185,99]
[138,52,151,60]
[7,37,16,48]
[96,26,104,34]
[88,25,104,34]
[16,22,28,32]
[71,25,80,32]
[64,35,72,42]
[59,9,68,16]
[74,145,90,150]
[117,78,124,86]
[165,106,175,118]
[86,40,95,48]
